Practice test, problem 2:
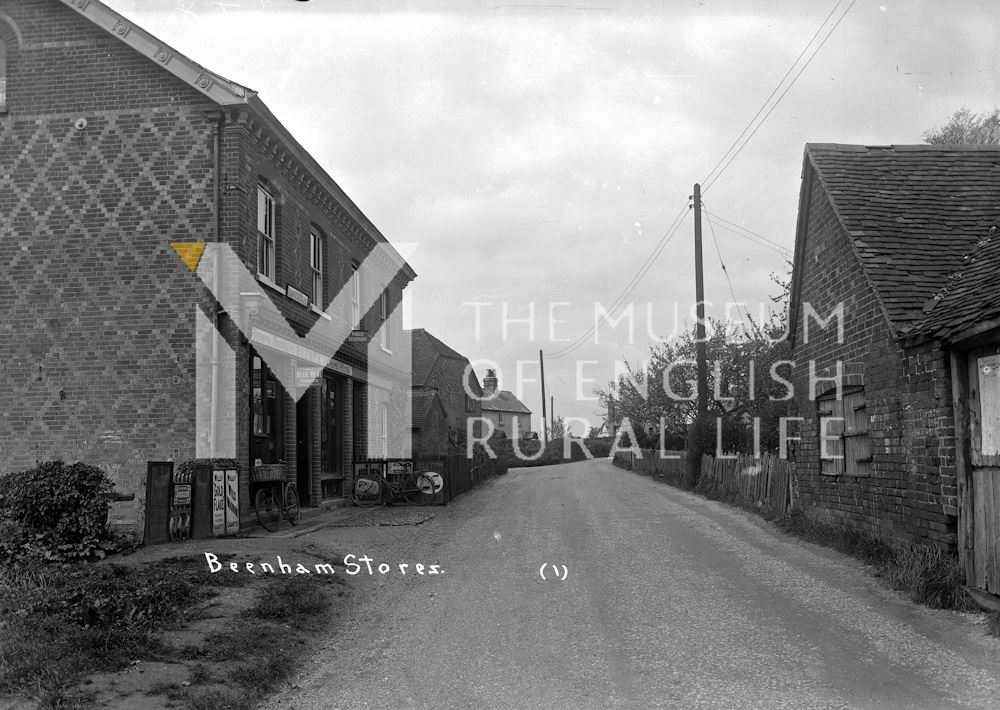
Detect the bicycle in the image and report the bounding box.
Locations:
[254,480,300,532]
[352,466,439,507]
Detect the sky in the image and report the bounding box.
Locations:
[104,0,999,436]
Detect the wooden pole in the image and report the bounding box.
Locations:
[539,349,548,445]
[693,183,708,417]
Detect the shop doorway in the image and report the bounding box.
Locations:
[296,394,311,505]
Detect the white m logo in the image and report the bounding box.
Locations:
[172,241,414,461]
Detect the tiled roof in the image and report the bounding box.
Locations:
[803,144,1000,335]
[409,329,473,388]
[411,390,443,428]
[908,227,1000,342]
[481,390,532,415]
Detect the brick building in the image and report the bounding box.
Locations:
[409,329,483,454]
[788,144,1000,593]
[479,369,532,440]
[0,0,415,534]
[410,389,449,459]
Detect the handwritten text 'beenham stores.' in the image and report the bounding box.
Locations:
[204,552,443,577]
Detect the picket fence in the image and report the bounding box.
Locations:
[613,449,793,515]
[698,452,793,515]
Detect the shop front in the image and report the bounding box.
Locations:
[247,327,362,509]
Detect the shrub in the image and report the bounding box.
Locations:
[1,461,112,540]
[493,437,614,468]
[0,461,117,562]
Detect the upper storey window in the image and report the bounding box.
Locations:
[0,38,8,111]
[257,184,275,281]
[310,230,323,307]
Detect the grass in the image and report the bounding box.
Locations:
[0,552,341,708]
[987,612,1000,638]
[766,510,977,612]
[159,574,339,709]
[251,575,332,628]
[633,465,986,618]
[229,649,296,692]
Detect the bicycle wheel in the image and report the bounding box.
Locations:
[255,486,281,532]
[283,483,300,526]
[404,472,436,506]
[352,475,382,507]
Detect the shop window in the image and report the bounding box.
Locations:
[257,183,275,281]
[320,377,339,473]
[251,355,283,464]
[817,387,870,476]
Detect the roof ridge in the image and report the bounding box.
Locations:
[806,143,1000,152]
[61,0,255,105]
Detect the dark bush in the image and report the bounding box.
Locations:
[492,437,614,468]
[0,460,115,562]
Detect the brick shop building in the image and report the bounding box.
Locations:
[0,0,415,534]
[788,144,1000,597]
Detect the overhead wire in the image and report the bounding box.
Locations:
[702,206,753,334]
[546,201,691,360]
[499,0,854,365]
[702,0,858,194]
[701,208,791,255]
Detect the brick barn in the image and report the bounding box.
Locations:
[0,0,415,536]
[788,143,1000,601]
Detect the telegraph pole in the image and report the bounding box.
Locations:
[693,183,708,417]
[539,349,548,445]
[551,395,555,437]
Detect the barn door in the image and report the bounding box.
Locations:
[967,346,1000,595]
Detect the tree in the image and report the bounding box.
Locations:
[924,107,1000,145]
[549,415,566,439]
[593,298,792,457]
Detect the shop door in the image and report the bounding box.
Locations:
[296,395,310,505]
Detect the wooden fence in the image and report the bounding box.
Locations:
[698,452,793,515]
[613,448,793,516]
[415,454,506,505]
[614,449,687,484]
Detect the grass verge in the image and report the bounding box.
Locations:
[166,573,342,709]
[633,466,984,618]
[0,554,345,709]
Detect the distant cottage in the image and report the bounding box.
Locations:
[788,143,1000,601]
[479,370,533,440]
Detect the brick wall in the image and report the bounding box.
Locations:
[413,401,450,458]
[791,172,957,547]
[0,0,216,533]
[421,358,483,450]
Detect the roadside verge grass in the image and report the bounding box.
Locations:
[628,465,985,620]
[0,554,346,709]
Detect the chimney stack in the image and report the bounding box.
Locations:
[483,369,498,394]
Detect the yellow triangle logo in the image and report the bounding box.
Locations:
[171,242,206,272]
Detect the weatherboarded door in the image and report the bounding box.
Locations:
[965,347,1000,595]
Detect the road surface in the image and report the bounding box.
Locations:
[263,458,1000,710]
